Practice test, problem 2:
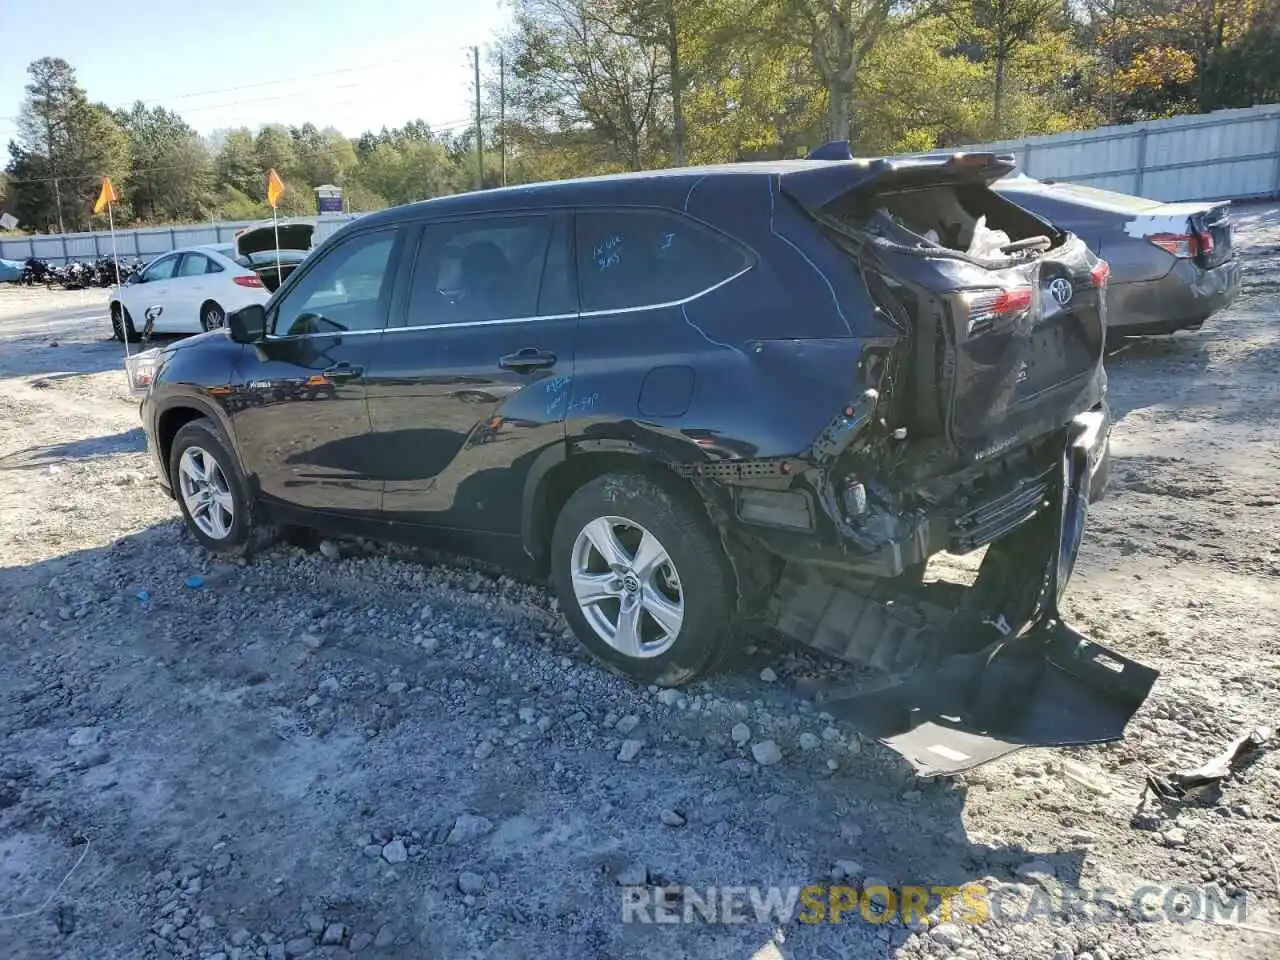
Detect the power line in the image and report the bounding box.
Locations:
[2,115,479,187]
[0,56,461,123]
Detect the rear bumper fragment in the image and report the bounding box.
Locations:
[774,411,1155,775]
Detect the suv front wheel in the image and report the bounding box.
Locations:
[550,472,735,687]
[170,417,255,555]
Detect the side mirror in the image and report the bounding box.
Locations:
[228,304,267,343]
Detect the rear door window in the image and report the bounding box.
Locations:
[176,253,212,277]
[405,214,567,326]
[575,210,751,313]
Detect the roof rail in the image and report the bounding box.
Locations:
[805,140,854,161]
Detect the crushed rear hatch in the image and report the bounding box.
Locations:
[780,151,1107,470]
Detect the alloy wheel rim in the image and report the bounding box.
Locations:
[570,516,684,659]
[178,446,235,539]
[204,306,224,329]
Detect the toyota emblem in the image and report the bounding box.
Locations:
[1049,277,1074,306]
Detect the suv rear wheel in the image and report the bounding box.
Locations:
[550,472,734,687]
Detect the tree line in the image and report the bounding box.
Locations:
[3,0,1277,234]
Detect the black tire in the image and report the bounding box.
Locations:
[956,510,1055,651]
[200,300,226,332]
[111,303,140,343]
[550,471,735,687]
[169,418,256,556]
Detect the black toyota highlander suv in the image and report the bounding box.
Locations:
[129,147,1155,773]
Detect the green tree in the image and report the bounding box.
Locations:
[342,180,389,213]
[6,57,129,232]
[290,123,358,188]
[854,16,988,151]
[1203,0,1280,106]
[214,128,260,197]
[956,0,1063,136]
[355,139,460,205]
[680,0,824,162]
[214,185,261,221]
[1088,0,1266,117]
[117,102,214,222]
[254,125,298,184]
[504,0,669,171]
[768,0,943,143]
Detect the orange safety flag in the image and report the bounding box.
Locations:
[266,168,285,208]
[93,176,118,215]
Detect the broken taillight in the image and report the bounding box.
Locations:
[1090,260,1111,287]
[1146,232,1211,259]
[960,286,1033,334]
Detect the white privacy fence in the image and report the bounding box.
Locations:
[928,103,1280,202]
[0,214,364,266]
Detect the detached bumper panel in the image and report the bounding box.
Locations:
[825,621,1159,775]
[818,414,1156,776]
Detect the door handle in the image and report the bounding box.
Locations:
[323,362,363,382]
[499,348,556,373]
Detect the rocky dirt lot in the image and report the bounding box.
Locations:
[1,206,1278,960]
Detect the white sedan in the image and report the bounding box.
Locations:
[108,243,306,342]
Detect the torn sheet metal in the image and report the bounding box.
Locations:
[1146,726,1274,803]
[1120,204,1220,240]
[815,425,1159,776]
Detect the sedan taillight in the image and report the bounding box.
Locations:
[233,274,264,288]
[1146,232,1211,259]
[1090,260,1111,287]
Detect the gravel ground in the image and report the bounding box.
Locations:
[1,206,1278,960]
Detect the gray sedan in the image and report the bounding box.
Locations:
[994,174,1241,340]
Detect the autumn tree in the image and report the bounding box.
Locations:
[1093,0,1266,116]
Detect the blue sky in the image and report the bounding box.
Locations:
[0,0,511,144]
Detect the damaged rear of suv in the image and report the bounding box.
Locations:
[547,146,1155,774]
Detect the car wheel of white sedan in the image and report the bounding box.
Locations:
[200,301,226,332]
[170,418,255,555]
[111,303,140,343]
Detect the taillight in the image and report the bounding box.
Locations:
[233,274,264,288]
[960,286,1033,334]
[1090,260,1111,287]
[1146,232,1211,259]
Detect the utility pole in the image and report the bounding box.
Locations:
[473,46,485,191]
[499,51,507,187]
[52,176,65,235]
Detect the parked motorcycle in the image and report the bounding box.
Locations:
[51,260,95,289]
[19,258,54,285]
